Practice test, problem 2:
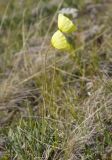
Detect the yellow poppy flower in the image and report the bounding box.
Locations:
[51,30,73,51]
[58,13,77,33]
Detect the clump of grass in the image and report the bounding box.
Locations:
[7,119,63,160]
[5,79,112,160]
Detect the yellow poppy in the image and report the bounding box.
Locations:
[51,30,73,51]
[58,14,77,33]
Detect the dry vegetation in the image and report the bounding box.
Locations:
[0,0,112,160]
